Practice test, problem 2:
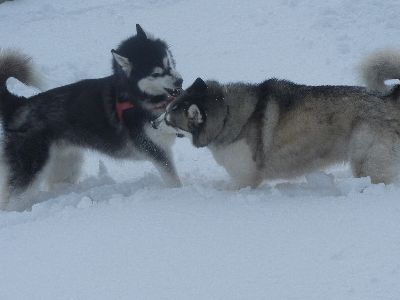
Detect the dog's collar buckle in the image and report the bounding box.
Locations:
[116,101,135,122]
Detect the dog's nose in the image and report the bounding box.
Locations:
[175,78,183,88]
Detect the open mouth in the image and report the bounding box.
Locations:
[165,88,182,97]
[150,96,175,111]
[152,100,171,110]
[149,88,182,111]
[145,88,182,112]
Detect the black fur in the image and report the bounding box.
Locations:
[0,25,182,197]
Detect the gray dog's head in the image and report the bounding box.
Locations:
[164,78,228,147]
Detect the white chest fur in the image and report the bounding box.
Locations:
[209,139,259,188]
[144,123,176,150]
[120,124,176,160]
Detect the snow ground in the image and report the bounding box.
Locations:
[1,0,400,299]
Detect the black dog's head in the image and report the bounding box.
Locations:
[111,24,183,114]
[164,78,228,147]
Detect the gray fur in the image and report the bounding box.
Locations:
[163,51,400,187]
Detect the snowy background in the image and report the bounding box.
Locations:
[1,0,400,299]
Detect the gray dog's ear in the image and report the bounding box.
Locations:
[188,104,204,125]
[193,78,207,91]
[136,24,147,40]
[111,49,132,76]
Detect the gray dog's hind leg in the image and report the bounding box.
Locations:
[349,124,400,184]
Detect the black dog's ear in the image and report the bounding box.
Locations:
[111,49,132,76]
[189,78,207,93]
[136,24,147,40]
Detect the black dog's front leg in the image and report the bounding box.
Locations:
[135,133,181,187]
[123,108,181,188]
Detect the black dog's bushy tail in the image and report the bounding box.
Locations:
[0,49,42,90]
[0,49,43,117]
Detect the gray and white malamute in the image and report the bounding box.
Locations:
[0,25,183,208]
[158,49,400,188]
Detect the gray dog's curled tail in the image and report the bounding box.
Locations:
[0,49,43,91]
[359,49,400,95]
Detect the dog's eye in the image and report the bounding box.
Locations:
[151,73,161,78]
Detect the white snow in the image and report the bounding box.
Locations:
[1,0,400,299]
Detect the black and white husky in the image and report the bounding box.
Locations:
[0,25,183,208]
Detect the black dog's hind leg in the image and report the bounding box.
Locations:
[134,133,181,188]
[46,146,83,190]
[5,134,50,197]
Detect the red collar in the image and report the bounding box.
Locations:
[116,101,135,122]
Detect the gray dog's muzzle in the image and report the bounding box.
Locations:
[151,113,185,138]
